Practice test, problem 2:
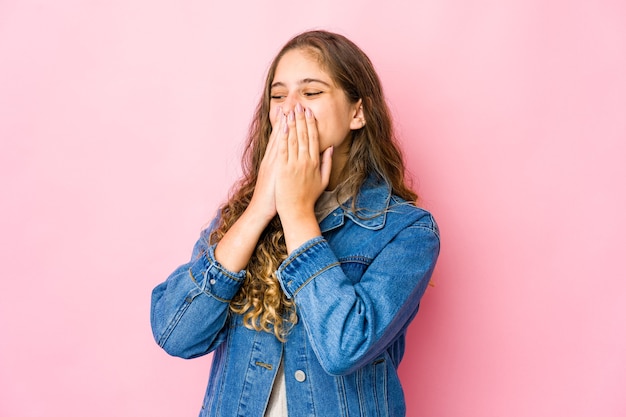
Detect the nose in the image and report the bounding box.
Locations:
[281,95,301,114]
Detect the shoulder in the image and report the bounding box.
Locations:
[388,195,439,236]
[383,197,441,267]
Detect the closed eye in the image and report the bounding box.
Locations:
[270,91,322,100]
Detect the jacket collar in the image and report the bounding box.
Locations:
[319,175,392,233]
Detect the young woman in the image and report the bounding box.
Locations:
[150,30,440,417]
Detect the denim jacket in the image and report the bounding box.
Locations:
[150,176,440,417]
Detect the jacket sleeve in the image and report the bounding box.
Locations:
[276,211,440,375]
[150,220,246,359]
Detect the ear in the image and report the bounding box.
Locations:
[349,99,366,130]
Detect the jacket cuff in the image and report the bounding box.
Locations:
[188,243,246,302]
[276,236,341,298]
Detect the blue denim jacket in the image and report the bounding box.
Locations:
[150,176,440,417]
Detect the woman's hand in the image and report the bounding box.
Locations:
[275,103,333,253]
[247,107,288,222]
[214,108,288,272]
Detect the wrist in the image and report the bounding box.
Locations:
[214,206,272,272]
[245,199,277,225]
[280,212,321,254]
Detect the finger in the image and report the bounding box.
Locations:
[294,103,309,158]
[319,145,334,189]
[277,112,289,160]
[305,107,320,159]
[286,110,297,160]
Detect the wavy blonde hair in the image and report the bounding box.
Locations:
[210,30,417,341]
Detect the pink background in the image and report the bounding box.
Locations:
[1,1,625,416]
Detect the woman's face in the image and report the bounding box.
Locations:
[269,48,363,154]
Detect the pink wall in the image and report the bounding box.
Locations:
[1,1,624,416]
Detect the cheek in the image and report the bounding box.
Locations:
[307,103,322,118]
[307,104,327,133]
[314,112,338,138]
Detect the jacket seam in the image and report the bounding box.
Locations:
[157,295,192,348]
[407,223,441,240]
[291,262,340,297]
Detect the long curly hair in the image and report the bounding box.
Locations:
[209,30,417,341]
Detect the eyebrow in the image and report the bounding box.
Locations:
[270,78,332,89]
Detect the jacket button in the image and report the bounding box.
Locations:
[209,279,216,285]
[294,370,306,382]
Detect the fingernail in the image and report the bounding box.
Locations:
[305,107,313,118]
[295,103,303,113]
[288,111,294,122]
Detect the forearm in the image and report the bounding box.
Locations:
[150,239,246,358]
[214,203,273,271]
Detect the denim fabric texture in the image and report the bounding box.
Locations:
[150,176,440,417]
